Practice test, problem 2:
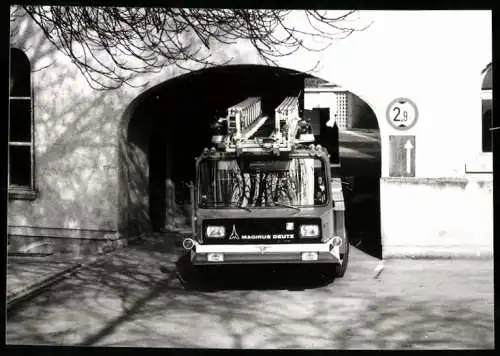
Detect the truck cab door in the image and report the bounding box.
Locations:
[330,177,346,239]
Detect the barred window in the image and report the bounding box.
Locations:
[335,92,348,130]
[9,48,36,199]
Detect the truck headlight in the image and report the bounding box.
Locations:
[299,224,319,238]
[206,226,226,238]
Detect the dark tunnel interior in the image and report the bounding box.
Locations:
[126,65,382,258]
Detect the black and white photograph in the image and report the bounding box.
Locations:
[5,5,494,350]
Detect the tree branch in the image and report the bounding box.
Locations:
[14,6,370,90]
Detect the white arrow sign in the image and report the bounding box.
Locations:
[389,135,415,177]
[404,139,414,174]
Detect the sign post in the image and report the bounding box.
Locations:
[389,135,416,177]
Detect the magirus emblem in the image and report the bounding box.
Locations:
[229,224,240,240]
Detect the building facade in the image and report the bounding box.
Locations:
[303,80,376,130]
[8,9,493,258]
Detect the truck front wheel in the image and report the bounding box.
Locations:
[334,238,349,278]
[317,238,349,281]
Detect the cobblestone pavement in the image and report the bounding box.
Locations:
[6,237,494,349]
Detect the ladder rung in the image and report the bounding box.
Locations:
[226,97,262,137]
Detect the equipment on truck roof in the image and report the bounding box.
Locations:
[211,95,315,155]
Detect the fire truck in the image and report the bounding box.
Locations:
[182,93,349,279]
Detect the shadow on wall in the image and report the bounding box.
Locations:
[118,122,152,238]
[118,65,315,235]
[342,176,381,259]
[350,93,378,129]
[9,14,122,235]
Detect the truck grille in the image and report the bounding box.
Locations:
[202,218,322,244]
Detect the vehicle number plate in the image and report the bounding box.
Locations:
[208,253,224,262]
[301,252,318,261]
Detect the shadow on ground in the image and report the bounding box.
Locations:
[174,252,337,292]
[6,238,494,349]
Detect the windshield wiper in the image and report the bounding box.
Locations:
[201,201,252,212]
[270,201,301,212]
[232,202,252,212]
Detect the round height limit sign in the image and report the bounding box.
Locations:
[386,98,418,130]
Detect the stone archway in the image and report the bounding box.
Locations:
[118,64,384,256]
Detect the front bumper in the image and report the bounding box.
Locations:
[187,237,343,265]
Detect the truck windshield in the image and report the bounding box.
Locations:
[197,157,328,208]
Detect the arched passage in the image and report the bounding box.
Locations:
[118,64,382,257]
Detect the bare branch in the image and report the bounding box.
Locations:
[16,6,370,90]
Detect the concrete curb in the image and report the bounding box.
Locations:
[383,254,494,261]
[6,255,106,311]
[383,247,494,260]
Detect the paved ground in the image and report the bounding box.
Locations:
[5,129,493,349]
[339,129,381,161]
[6,254,105,309]
[7,257,76,297]
[6,236,494,349]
